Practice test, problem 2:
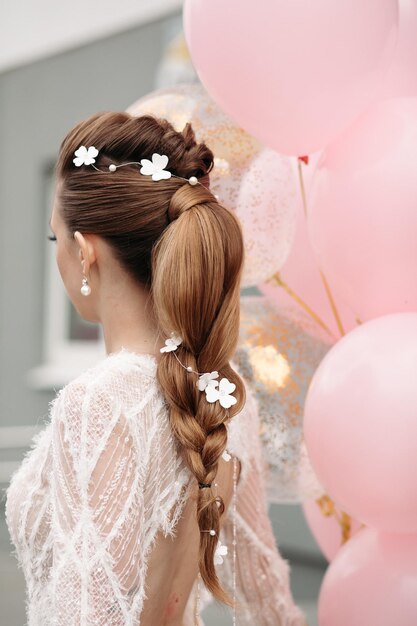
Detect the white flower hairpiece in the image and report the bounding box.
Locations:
[159,331,237,409]
[214,539,228,565]
[197,371,219,391]
[73,145,99,166]
[140,153,171,181]
[205,377,237,409]
[72,145,203,187]
[221,449,231,462]
[160,332,183,353]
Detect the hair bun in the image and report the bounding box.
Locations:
[158,119,214,181]
[168,182,217,222]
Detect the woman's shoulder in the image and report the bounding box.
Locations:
[52,348,160,418]
[61,348,157,389]
[48,350,165,459]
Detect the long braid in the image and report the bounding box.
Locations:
[152,182,245,605]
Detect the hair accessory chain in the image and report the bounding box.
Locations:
[73,146,209,189]
[159,332,237,410]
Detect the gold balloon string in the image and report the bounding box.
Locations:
[317,269,346,337]
[267,272,337,340]
[315,494,354,544]
[297,157,347,337]
[297,158,309,221]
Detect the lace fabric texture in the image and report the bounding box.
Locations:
[4,349,307,626]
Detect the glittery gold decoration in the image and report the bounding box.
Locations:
[233,296,330,503]
[126,82,298,287]
[315,494,366,545]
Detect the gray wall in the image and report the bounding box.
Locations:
[0,12,182,429]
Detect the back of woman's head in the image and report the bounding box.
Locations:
[55,111,246,605]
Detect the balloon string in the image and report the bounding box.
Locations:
[267,272,336,340]
[297,158,309,220]
[297,158,347,337]
[317,269,346,337]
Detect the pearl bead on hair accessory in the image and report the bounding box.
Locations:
[72,145,209,189]
[200,529,217,536]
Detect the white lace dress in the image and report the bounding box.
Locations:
[4,348,307,626]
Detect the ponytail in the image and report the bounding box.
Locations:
[151,182,246,605]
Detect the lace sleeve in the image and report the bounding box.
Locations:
[50,378,146,626]
[217,388,308,626]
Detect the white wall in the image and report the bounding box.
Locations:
[0,0,183,72]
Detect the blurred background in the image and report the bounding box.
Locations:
[0,2,327,624]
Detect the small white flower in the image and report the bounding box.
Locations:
[214,540,228,565]
[205,377,237,409]
[73,145,99,166]
[160,332,182,353]
[222,450,231,462]
[140,153,172,181]
[197,371,219,392]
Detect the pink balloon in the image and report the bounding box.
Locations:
[308,97,417,320]
[183,0,399,155]
[259,154,360,342]
[302,499,363,562]
[379,0,417,99]
[304,312,417,533]
[319,528,417,626]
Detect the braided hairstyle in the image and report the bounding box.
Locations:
[54,111,246,605]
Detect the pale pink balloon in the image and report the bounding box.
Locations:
[302,498,363,562]
[319,528,417,626]
[379,0,417,99]
[259,153,360,343]
[304,312,417,533]
[308,97,417,320]
[236,147,297,286]
[183,0,399,155]
[127,83,297,287]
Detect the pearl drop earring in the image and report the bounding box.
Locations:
[81,275,91,296]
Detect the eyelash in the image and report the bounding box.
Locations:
[48,235,57,241]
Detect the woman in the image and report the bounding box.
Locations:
[5,112,307,625]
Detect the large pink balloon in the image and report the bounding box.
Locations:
[304,312,417,533]
[308,97,417,320]
[183,0,399,155]
[319,528,417,626]
[302,498,363,562]
[379,0,417,99]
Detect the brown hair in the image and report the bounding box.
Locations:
[54,111,246,605]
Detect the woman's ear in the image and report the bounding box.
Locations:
[74,231,96,275]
